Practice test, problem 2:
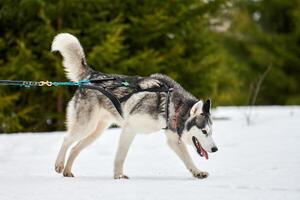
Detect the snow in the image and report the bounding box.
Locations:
[0,106,300,200]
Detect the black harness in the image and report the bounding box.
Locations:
[80,76,173,129]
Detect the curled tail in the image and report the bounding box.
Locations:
[51,33,89,82]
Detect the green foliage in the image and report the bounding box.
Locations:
[0,0,299,133]
[222,0,300,105]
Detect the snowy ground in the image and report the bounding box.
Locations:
[0,106,300,200]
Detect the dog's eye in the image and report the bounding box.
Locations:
[202,130,207,135]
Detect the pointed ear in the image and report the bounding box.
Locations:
[190,100,203,116]
[202,99,211,114]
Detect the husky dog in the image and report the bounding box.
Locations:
[52,33,218,179]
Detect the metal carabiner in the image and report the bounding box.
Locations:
[45,81,53,86]
[38,81,53,86]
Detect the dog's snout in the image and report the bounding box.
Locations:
[211,146,218,153]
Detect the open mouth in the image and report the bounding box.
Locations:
[192,136,209,160]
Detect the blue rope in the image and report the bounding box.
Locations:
[52,80,91,86]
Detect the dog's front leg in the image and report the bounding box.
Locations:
[166,132,209,179]
[114,127,136,179]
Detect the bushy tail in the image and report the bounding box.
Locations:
[51,33,89,81]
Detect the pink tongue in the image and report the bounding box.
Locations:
[200,146,209,160]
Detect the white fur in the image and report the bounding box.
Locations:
[187,126,216,153]
[190,100,203,116]
[166,131,209,178]
[51,33,86,81]
[125,114,165,134]
[55,105,113,176]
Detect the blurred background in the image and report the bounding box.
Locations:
[0,0,299,133]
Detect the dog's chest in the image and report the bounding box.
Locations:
[125,114,165,134]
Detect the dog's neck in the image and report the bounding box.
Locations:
[167,96,197,136]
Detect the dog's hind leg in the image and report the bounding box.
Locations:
[62,120,110,177]
[165,131,209,179]
[54,120,98,174]
[114,126,137,179]
[55,99,101,174]
[55,128,79,174]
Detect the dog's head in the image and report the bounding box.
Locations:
[183,99,218,159]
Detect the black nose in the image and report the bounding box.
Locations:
[211,146,218,152]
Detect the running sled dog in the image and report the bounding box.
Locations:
[52,33,218,179]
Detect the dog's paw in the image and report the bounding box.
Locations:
[63,170,74,177]
[191,170,209,179]
[55,162,64,173]
[114,174,129,179]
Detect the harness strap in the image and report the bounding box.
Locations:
[119,84,170,103]
[89,77,116,83]
[163,88,173,129]
[80,84,124,117]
